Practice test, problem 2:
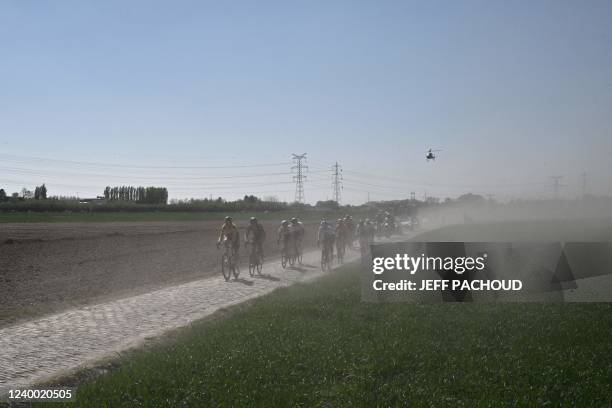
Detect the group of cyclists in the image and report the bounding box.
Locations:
[216,212,395,279]
[372,210,401,237]
[216,216,307,278]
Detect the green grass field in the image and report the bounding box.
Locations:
[48,263,611,407]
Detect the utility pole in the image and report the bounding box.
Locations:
[332,162,343,205]
[410,192,416,201]
[292,153,308,203]
[550,176,565,199]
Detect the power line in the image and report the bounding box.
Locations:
[0,153,292,170]
[291,153,308,203]
[0,166,295,181]
[332,162,343,204]
[343,169,547,189]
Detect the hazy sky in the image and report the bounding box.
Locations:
[1,0,611,203]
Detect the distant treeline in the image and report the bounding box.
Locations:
[0,194,422,215]
[0,187,508,215]
[0,185,47,201]
[3,182,612,218]
[104,186,168,205]
[0,194,292,213]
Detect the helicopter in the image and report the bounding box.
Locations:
[425,148,442,161]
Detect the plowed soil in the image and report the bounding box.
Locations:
[0,220,319,327]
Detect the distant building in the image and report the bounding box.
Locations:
[79,196,107,205]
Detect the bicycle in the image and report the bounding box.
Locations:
[336,236,345,265]
[247,241,263,276]
[321,238,334,272]
[218,238,239,281]
[280,234,297,268]
[295,239,303,265]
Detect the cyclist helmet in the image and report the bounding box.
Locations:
[224,216,232,222]
[250,217,257,224]
[291,217,298,223]
[320,219,327,226]
[281,220,289,227]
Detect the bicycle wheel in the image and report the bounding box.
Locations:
[221,253,231,281]
[232,260,240,279]
[321,248,328,271]
[257,261,263,274]
[248,249,255,276]
[289,253,295,266]
[281,248,288,268]
[327,246,334,271]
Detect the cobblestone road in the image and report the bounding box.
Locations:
[0,249,359,394]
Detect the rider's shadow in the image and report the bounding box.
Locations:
[253,274,281,281]
[289,266,308,273]
[228,278,255,286]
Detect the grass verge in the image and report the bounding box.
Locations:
[46,264,610,407]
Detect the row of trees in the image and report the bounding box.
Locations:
[103,186,168,205]
[0,184,47,202]
[167,195,289,212]
[34,184,48,200]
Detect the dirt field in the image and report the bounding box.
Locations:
[0,220,320,327]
